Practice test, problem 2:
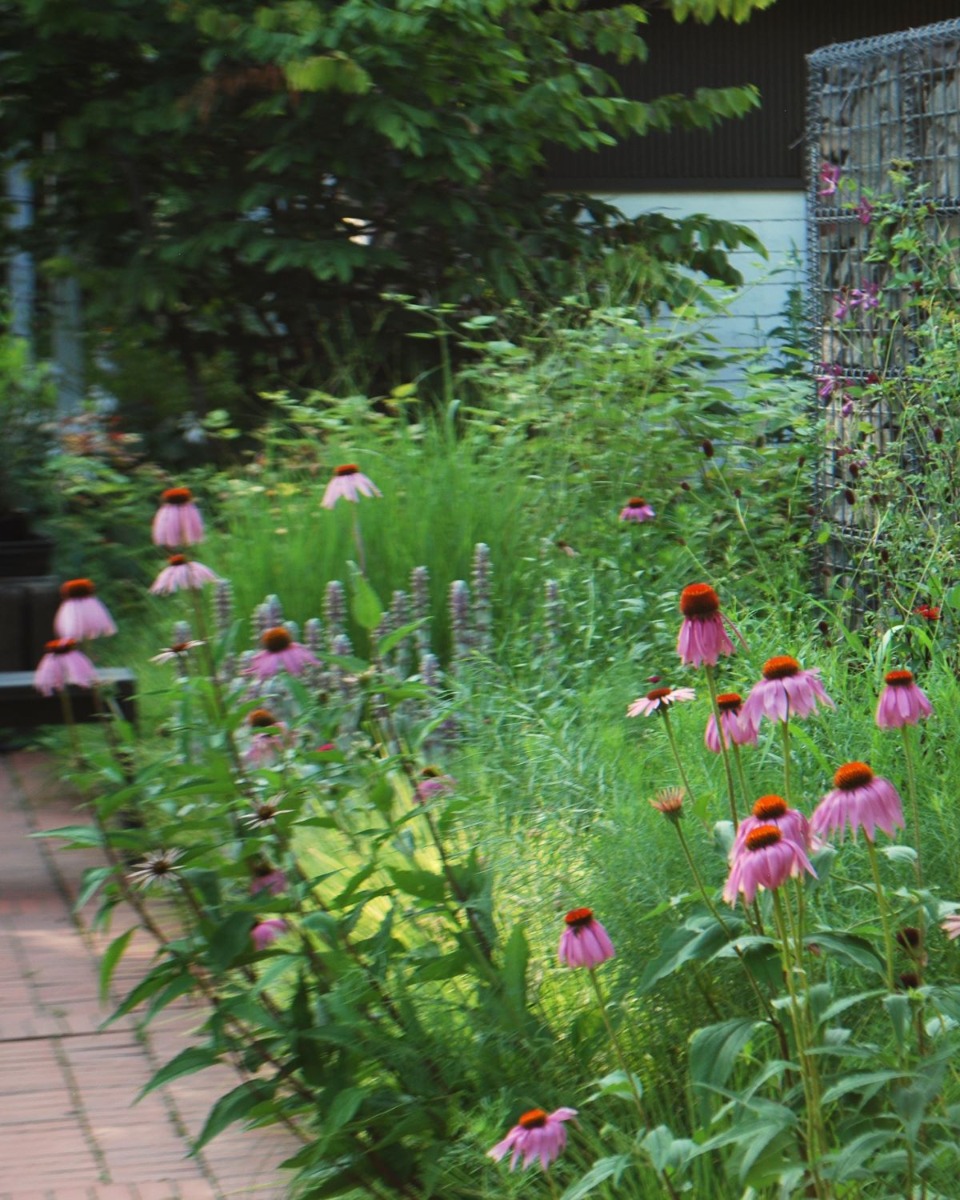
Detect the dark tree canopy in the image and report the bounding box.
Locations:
[0,0,773,404]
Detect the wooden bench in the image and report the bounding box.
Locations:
[0,668,137,730]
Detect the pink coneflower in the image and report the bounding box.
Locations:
[250,866,288,896]
[619,496,655,523]
[33,638,98,696]
[627,685,696,717]
[487,1107,578,1172]
[704,692,757,752]
[251,918,287,950]
[723,824,817,906]
[818,162,841,197]
[321,464,381,509]
[876,669,933,729]
[151,486,205,547]
[150,555,220,595]
[731,795,811,860]
[54,578,117,640]
[127,848,183,890]
[150,638,204,664]
[558,908,615,969]
[811,761,904,843]
[677,583,739,668]
[243,707,291,766]
[245,627,320,680]
[741,655,834,728]
[415,766,456,803]
[941,914,960,941]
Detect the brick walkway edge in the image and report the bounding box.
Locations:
[0,750,293,1200]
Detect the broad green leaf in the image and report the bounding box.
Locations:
[348,563,383,631]
[559,1155,632,1200]
[640,917,732,990]
[805,932,884,976]
[501,924,529,1012]
[192,1080,274,1153]
[206,912,254,973]
[138,1046,220,1099]
[99,927,136,1005]
[689,1017,761,1120]
[387,867,445,904]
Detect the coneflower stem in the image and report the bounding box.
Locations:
[704,665,739,830]
[546,1172,560,1200]
[586,968,647,1127]
[864,835,897,993]
[780,720,792,807]
[900,724,923,888]
[352,506,367,576]
[58,689,83,766]
[660,710,700,817]
[732,742,751,813]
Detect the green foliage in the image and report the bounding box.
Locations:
[0,0,767,406]
[0,325,57,524]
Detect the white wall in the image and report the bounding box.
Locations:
[596,190,806,366]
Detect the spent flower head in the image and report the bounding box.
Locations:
[128,849,183,889]
[627,685,696,718]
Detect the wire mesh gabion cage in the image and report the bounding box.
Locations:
[806,18,960,622]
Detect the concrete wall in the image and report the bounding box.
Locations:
[596,190,806,368]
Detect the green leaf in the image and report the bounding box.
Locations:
[388,867,446,904]
[348,563,383,631]
[689,1017,761,1120]
[884,994,913,1050]
[414,950,472,981]
[588,1069,644,1103]
[192,1080,274,1153]
[805,932,884,976]
[559,1155,632,1200]
[206,912,254,973]
[640,917,732,990]
[75,865,114,911]
[501,924,530,1012]
[139,1046,220,1099]
[31,824,104,848]
[99,928,136,1005]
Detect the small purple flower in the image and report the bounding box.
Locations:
[857,197,874,225]
[811,761,904,843]
[723,824,817,906]
[818,162,841,197]
[704,692,758,753]
[321,464,381,509]
[245,627,320,680]
[33,638,98,696]
[488,1107,578,1173]
[54,578,117,640]
[558,908,615,969]
[741,655,834,730]
[251,918,287,950]
[833,291,851,321]
[152,487,205,548]
[619,496,655,523]
[150,556,221,595]
[851,281,880,311]
[816,364,846,400]
[876,669,933,729]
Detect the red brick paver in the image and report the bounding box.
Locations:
[0,752,293,1200]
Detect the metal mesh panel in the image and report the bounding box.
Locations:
[806,19,960,611]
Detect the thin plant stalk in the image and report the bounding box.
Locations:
[900,724,923,888]
[352,506,367,575]
[771,888,828,1200]
[780,720,792,807]
[660,709,700,815]
[58,688,83,765]
[704,664,739,829]
[587,968,647,1126]
[732,742,751,814]
[864,835,897,993]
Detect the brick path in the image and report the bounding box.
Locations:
[0,751,294,1200]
